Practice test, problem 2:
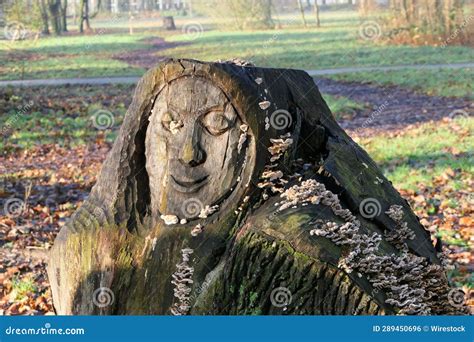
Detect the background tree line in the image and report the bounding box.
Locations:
[3,0,100,35]
[2,0,471,45]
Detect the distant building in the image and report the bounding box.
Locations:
[156,0,187,10]
[106,0,187,13]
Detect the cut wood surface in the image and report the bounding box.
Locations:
[47,59,466,315]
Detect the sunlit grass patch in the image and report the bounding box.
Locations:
[10,276,37,301]
[0,10,472,81]
[323,94,367,120]
[357,116,474,191]
[1,105,124,149]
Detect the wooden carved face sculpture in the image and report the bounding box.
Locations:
[145,76,247,219]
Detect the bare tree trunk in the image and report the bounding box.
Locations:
[89,0,102,18]
[443,0,452,36]
[297,0,307,27]
[84,0,91,31]
[79,0,85,32]
[78,0,99,32]
[452,0,466,42]
[313,1,320,28]
[48,0,62,35]
[262,0,274,29]
[60,0,68,32]
[38,0,50,34]
[434,0,445,34]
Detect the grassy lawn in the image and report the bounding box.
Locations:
[1,10,472,82]
[0,85,132,150]
[323,94,367,120]
[165,28,472,70]
[357,117,473,276]
[2,54,141,80]
[329,68,474,99]
[356,117,473,192]
[0,32,150,80]
[163,11,473,70]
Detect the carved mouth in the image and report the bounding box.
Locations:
[170,175,209,193]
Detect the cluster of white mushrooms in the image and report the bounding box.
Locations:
[276,178,462,314]
[257,133,294,196]
[166,65,461,315]
[170,248,195,315]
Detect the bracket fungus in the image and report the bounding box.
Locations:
[48,59,466,315]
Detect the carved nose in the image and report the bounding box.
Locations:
[180,139,206,167]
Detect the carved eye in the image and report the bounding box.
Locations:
[201,111,232,136]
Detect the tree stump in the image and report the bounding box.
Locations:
[162,16,176,30]
[48,59,466,315]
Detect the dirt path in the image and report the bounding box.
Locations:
[112,37,185,69]
[315,78,473,136]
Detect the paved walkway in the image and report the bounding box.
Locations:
[0,62,472,87]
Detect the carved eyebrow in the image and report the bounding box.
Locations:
[167,104,229,118]
[196,105,225,116]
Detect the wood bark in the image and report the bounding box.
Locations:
[79,0,98,33]
[60,0,68,32]
[297,0,307,27]
[38,0,50,35]
[79,0,85,32]
[48,0,62,35]
[48,59,463,316]
[162,16,176,30]
[313,2,320,28]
